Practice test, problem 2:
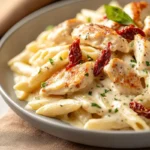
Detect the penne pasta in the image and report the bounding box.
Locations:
[8,0,150,131]
[36,99,81,117]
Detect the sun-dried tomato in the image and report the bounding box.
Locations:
[117,25,145,40]
[130,101,150,119]
[66,39,82,70]
[93,42,111,76]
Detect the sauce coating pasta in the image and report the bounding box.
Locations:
[8,1,150,131]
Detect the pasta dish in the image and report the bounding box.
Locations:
[8,1,150,131]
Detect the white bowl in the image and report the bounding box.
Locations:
[0,0,150,148]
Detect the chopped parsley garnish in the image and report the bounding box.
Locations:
[114,98,119,101]
[114,108,119,113]
[85,73,89,76]
[100,93,106,97]
[96,84,100,88]
[108,109,112,113]
[85,33,89,40]
[87,55,93,61]
[91,103,101,108]
[130,59,137,63]
[35,96,40,100]
[100,89,110,97]
[146,61,150,66]
[60,57,63,61]
[130,59,136,68]
[104,89,110,93]
[49,58,54,65]
[147,84,149,87]
[131,64,135,68]
[129,41,134,47]
[87,17,92,23]
[143,69,148,74]
[41,82,47,88]
[88,91,92,95]
[38,68,41,74]
[46,25,54,30]
[140,99,143,102]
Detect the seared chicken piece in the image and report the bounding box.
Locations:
[134,34,150,70]
[123,1,148,27]
[40,62,94,96]
[72,24,129,53]
[143,16,150,37]
[47,18,83,46]
[104,58,143,95]
[98,19,120,30]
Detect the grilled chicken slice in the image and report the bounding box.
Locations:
[123,1,148,27]
[98,19,120,30]
[143,16,150,37]
[104,58,143,95]
[72,24,129,53]
[47,18,83,46]
[134,34,150,70]
[40,62,94,96]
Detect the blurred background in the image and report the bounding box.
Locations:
[0,0,60,37]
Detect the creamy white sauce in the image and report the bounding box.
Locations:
[10,0,150,130]
[60,78,135,128]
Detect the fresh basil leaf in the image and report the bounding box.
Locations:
[104,5,135,25]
